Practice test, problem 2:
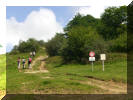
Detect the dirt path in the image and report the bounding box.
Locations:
[24,56,49,74]
[81,78,127,94]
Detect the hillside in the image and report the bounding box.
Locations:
[6,48,127,94]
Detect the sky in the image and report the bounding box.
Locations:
[0,0,131,54]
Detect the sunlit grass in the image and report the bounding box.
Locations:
[0,54,6,100]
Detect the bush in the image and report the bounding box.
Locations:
[109,33,127,52]
[10,45,19,54]
[45,33,65,56]
[11,38,40,53]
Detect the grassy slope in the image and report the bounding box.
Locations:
[0,55,6,99]
[6,50,102,94]
[6,49,127,94]
[46,53,127,83]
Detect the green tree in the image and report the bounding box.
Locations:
[99,6,127,40]
[64,13,100,33]
[109,32,127,52]
[45,33,65,56]
[13,38,39,53]
[62,26,107,63]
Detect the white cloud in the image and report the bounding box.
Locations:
[7,8,63,47]
[75,0,132,18]
[77,6,105,18]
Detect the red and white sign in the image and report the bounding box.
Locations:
[89,51,95,57]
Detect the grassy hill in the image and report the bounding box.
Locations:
[0,54,6,100]
[6,49,127,94]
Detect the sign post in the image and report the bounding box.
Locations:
[89,51,95,72]
[100,54,106,71]
[92,61,93,72]
[102,60,104,71]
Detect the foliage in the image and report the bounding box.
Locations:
[11,45,19,54]
[45,33,65,56]
[109,32,127,52]
[64,14,100,33]
[11,38,45,54]
[62,26,107,63]
[99,6,127,40]
[38,40,46,46]
[18,38,39,52]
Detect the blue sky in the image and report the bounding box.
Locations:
[6,6,76,27]
[6,6,79,52]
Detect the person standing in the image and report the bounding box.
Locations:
[17,57,21,69]
[22,57,26,69]
[33,51,36,57]
[28,56,32,69]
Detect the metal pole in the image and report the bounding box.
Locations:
[102,60,104,71]
[92,61,93,72]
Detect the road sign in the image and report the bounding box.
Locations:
[100,54,106,60]
[89,57,95,72]
[89,51,95,57]
[89,57,95,61]
[100,54,106,71]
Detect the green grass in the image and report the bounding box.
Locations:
[47,62,127,82]
[0,54,6,99]
[6,50,127,94]
[0,55,6,90]
[45,53,127,83]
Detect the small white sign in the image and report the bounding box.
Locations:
[100,54,106,60]
[89,57,95,61]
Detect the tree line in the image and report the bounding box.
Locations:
[45,6,127,63]
[11,38,45,54]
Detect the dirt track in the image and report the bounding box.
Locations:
[81,78,127,94]
[24,56,49,74]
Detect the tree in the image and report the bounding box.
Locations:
[38,40,45,46]
[45,33,65,56]
[99,6,127,40]
[64,13,100,33]
[109,32,127,52]
[62,26,107,63]
[12,38,40,53]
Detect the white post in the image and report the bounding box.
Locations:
[92,61,93,72]
[102,60,104,71]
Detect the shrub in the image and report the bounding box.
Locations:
[109,33,127,52]
[45,33,65,56]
